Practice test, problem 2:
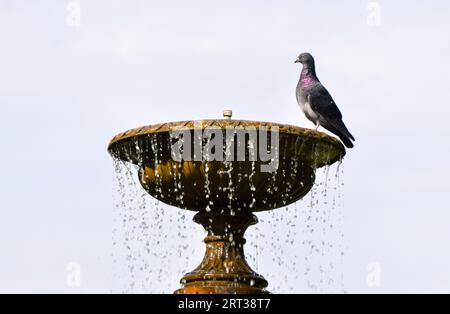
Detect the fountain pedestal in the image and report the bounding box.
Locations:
[175,210,268,294]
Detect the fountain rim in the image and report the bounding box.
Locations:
[107,119,346,159]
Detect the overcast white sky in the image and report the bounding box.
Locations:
[1,0,450,293]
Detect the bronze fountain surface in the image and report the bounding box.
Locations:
[108,119,345,294]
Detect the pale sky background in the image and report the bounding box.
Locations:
[1,0,450,293]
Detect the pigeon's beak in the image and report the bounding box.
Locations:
[294,58,300,63]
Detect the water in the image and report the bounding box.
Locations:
[245,162,346,293]
[111,151,346,293]
[301,163,346,293]
[112,159,201,293]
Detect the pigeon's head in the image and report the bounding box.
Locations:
[295,53,315,66]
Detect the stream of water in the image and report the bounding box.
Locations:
[111,157,346,293]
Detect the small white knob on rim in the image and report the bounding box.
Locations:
[223,109,232,119]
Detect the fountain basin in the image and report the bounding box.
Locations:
[108,120,344,212]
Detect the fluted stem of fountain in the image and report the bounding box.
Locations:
[174,210,269,294]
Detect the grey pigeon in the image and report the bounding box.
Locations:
[295,52,355,148]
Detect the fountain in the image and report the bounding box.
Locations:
[108,113,345,294]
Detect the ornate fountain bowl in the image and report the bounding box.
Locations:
[108,120,344,212]
[108,119,345,294]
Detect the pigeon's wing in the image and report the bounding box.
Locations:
[308,84,355,141]
[307,84,342,120]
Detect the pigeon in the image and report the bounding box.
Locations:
[295,52,355,148]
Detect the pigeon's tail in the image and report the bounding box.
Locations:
[322,121,355,149]
[331,119,355,141]
[337,133,354,149]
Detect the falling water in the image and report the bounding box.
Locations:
[245,160,346,293]
[111,157,202,293]
[299,161,346,293]
[111,135,346,293]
